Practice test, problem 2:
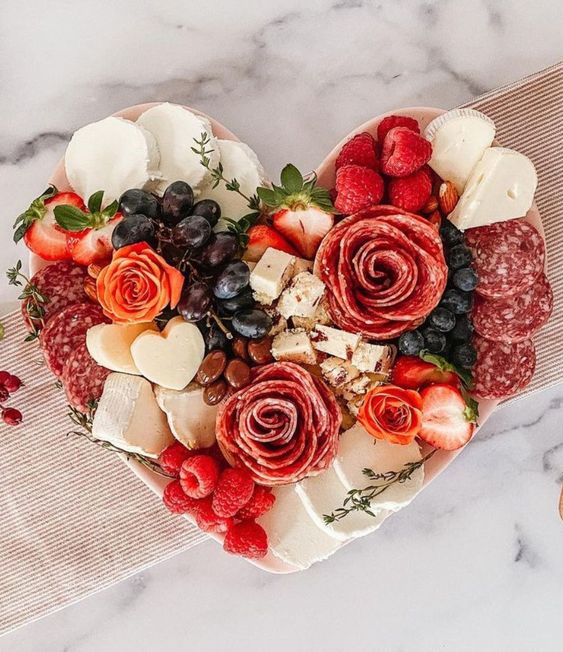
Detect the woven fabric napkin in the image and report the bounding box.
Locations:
[0,62,561,636]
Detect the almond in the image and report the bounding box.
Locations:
[438,181,459,215]
[83,277,98,302]
[87,263,103,279]
[421,195,439,214]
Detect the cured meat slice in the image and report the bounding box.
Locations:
[473,273,553,343]
[62,341,111,413]
[216,362,341,486]
[40,303,109,377]
[314,205,447,340]
[21,261,89,331]
[465,219,544,299]
[472,335,536,399]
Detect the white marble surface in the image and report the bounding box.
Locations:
[1,0,562,650]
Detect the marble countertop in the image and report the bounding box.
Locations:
[1,1,562,650]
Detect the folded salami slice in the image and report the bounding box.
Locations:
[62,341,111,413]
[465,219,544,299]
[314,205,447,340]
[472,335,536,399]
[473,273,553,343]
[216,362,341,486]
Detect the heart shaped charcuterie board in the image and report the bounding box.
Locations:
[29,103,545,574]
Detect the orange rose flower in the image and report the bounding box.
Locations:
[96,242,184,323]
[358,385,423,446]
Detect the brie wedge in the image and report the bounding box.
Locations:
[86,322,158,375]
[92,373,174,457]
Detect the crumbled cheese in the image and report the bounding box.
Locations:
[320,357,360,387]
[351,342,393,373]
[271,329,317,365]
[277,272,326,319]
[310,324,361,360]
[250,247,295,305]
[291,299,332,331]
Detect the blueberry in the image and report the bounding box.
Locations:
[421,327,447,353]
[111,214,156,249]
[191,199,221,227]
[447,244,472,270]
[451,342,477,369]
[440,288,474,314]
[453,267,478,292]
[451,314,475,341]
[118,189,159,220]
[161,181,194,226]
[440,220,464,247]
[232,309,272,339]
[398,330,425,356]
[428,307,456,333]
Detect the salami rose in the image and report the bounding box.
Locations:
[314,205,447,340]
[216,362,341,486]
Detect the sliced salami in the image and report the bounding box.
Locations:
[473,273,553,343]
[472,335,536,399]
[62,341,111,413]
[21,261,89,331]
[465,220,544,299]
[40,303,109,377]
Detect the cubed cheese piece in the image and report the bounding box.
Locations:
[449,147,537,230]
[320,357,360,387]
[271,329,316,365]
[291,298,332,331]
[425,108,495,193]
[310,324,361,360]
[92,373,174,458]
[250,247,295,305]
[351,342,393,373]
[257,485,341,569]
[335,373,373,402]
[277,272,326,319]
[154,383,217,449]
[334,423,424,511]
[86,322,158,375]
[292,257,314,276]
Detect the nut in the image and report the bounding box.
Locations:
[438,181,459,215]
[83,277,98,302]
[421,195,439,214]
[87,263,103,279]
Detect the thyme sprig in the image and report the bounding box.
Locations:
[6,260,49,341]
[323,449,437,524]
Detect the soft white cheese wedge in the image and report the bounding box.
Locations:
[424,108,495,193]
[296,466,390,541]
[154,383,217,449]
[137,103,218,194]
[448,147,537,230]
[86,322,158,375]
[334,423,424,512]
[65,116,160,205]
[200,139,266,226]
[92,373,174,458]
[257,485,341,570]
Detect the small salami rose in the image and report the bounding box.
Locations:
[216,362,341,486]
[96,243,184,323]
[358,385,423,446]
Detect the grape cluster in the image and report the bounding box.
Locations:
[113,182,271,350]
[398,220,478,369]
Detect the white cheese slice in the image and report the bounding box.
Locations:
[86,322,158,375]
[92,373,174,458]
[277,272,325,319]
[137,103,218,194]
[334,423,424,512]
[271,328,317,365]
[154,383,217,449]
[310,324,361,360]
[249,247,295,305]
[257,485,341,570]
[65,116,160,205]
[448,147,537,230]
[425,108,495,193]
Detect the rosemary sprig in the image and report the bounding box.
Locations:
[6,260,49,341]
[323,448,437,524]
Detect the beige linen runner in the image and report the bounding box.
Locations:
[0,62,561,635]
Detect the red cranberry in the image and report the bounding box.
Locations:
[0,385,9,402]
[4,374,22,393]
[2,408,22,426]
[0,371,10,385]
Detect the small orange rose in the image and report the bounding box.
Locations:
[96,242,184,323]
[358,384,423,445]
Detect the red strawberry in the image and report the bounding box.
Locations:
[67,214,122,266]
[244,224,299,263]
[388,166,433,213]
[390,355,458,390]
[380,127,432,177]
[335,132,378,171]
[272,207,333,260]
[334,165,384,214]
[377,115,420,144]
[418,383,476,451]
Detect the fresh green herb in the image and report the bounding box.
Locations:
[323,449,437,524]
[419,351,474,389]
[54,191,118,232]
[13,186,58,242]
[6,260,49,340]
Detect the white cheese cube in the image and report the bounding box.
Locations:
[250,247,296,305]
[335,373,373,402]
[271,329,316,365]
[351,342,393,373]
[292,257,314,276]
[319,357,360,387]
[291,298,332,331]
[277,272,326,319]
[310,324,361,360]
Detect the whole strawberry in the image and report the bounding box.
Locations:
[335,132,378,171]
[380,127,432,177]
[223,520,268,559]
[388,166,433,213]
[334,165,384,214]
[212,467,255,518]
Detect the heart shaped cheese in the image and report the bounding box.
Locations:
[86,322,158,375]
[130,316,205,390]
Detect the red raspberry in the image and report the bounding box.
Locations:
[377,115,420,143]
[334,165,384,214]
[180,454,220,498]
[388,166,433,213]
[158,441,194,476]
[380,127,432,177]
[212,468,255,518]
[237,485,275,520]
[4,374,23,394]
[195,497,233,533]
[163,480,201,515]
[223,520,268,559]
[335,132,378,171]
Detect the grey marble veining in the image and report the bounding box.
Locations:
[1,0,562,650]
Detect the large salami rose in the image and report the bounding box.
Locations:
[314,205,447,340]
[216,362,341,486]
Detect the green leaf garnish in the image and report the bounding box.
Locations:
[54,205,92,231]
[87,190,105,214]
[12,185,58,243]
[419,351,474,390]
